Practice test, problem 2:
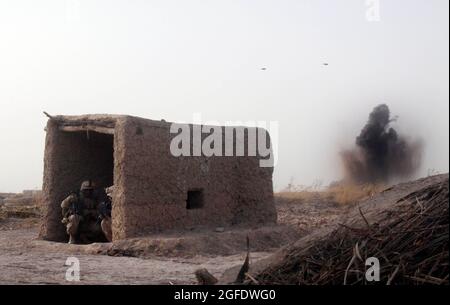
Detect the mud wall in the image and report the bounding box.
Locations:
[114,117,276,239]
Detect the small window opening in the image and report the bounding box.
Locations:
[186,189,204,209]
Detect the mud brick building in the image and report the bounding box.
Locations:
[39,114,276,242]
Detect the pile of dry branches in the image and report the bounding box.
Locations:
[251,179,449,285]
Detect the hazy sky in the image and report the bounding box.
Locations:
[0,0,448,192]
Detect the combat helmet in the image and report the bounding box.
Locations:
[80,180,94,191]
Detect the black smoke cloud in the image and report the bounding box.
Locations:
[341,104,423,184]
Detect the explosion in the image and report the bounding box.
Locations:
[341,104,423,184]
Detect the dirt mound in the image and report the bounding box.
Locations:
[107,225,300,258]
[242,174,449,285]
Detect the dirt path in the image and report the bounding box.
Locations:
[0,227,273,284]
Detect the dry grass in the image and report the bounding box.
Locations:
[0,192,43,220]
[276,190,323,204]
[252,179,449,285]
[276,183,385,206]
[0,205,41,219]
[327,183,385,205]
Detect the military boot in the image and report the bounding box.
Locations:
[68,234,76,244]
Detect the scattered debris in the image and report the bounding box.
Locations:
[195,268,218,285]
[234,236,250,284]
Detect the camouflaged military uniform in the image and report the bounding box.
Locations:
[61,180,110,244]
[92,185,112,242]
[61,193,81,244]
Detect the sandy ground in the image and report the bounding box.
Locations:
[0,194,347,285]
[0,225,278,285]
[0,220,285,284]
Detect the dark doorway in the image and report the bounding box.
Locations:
[54,129,114,243]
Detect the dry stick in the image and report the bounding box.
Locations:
[43,111,53,120]
[354,242,363,261]
[426,253,446,278]
[344,244,359,285]
[246,273,259,285]
[388,225,448,234]
[235,236,250,283]
[415,196,424,214]
[359,207,371,230]
[338,223,366,233]
[386,264,400,285]
[404,275,446,285]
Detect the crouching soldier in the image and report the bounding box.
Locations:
[61,180,110,244]
[61,193,82,244]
